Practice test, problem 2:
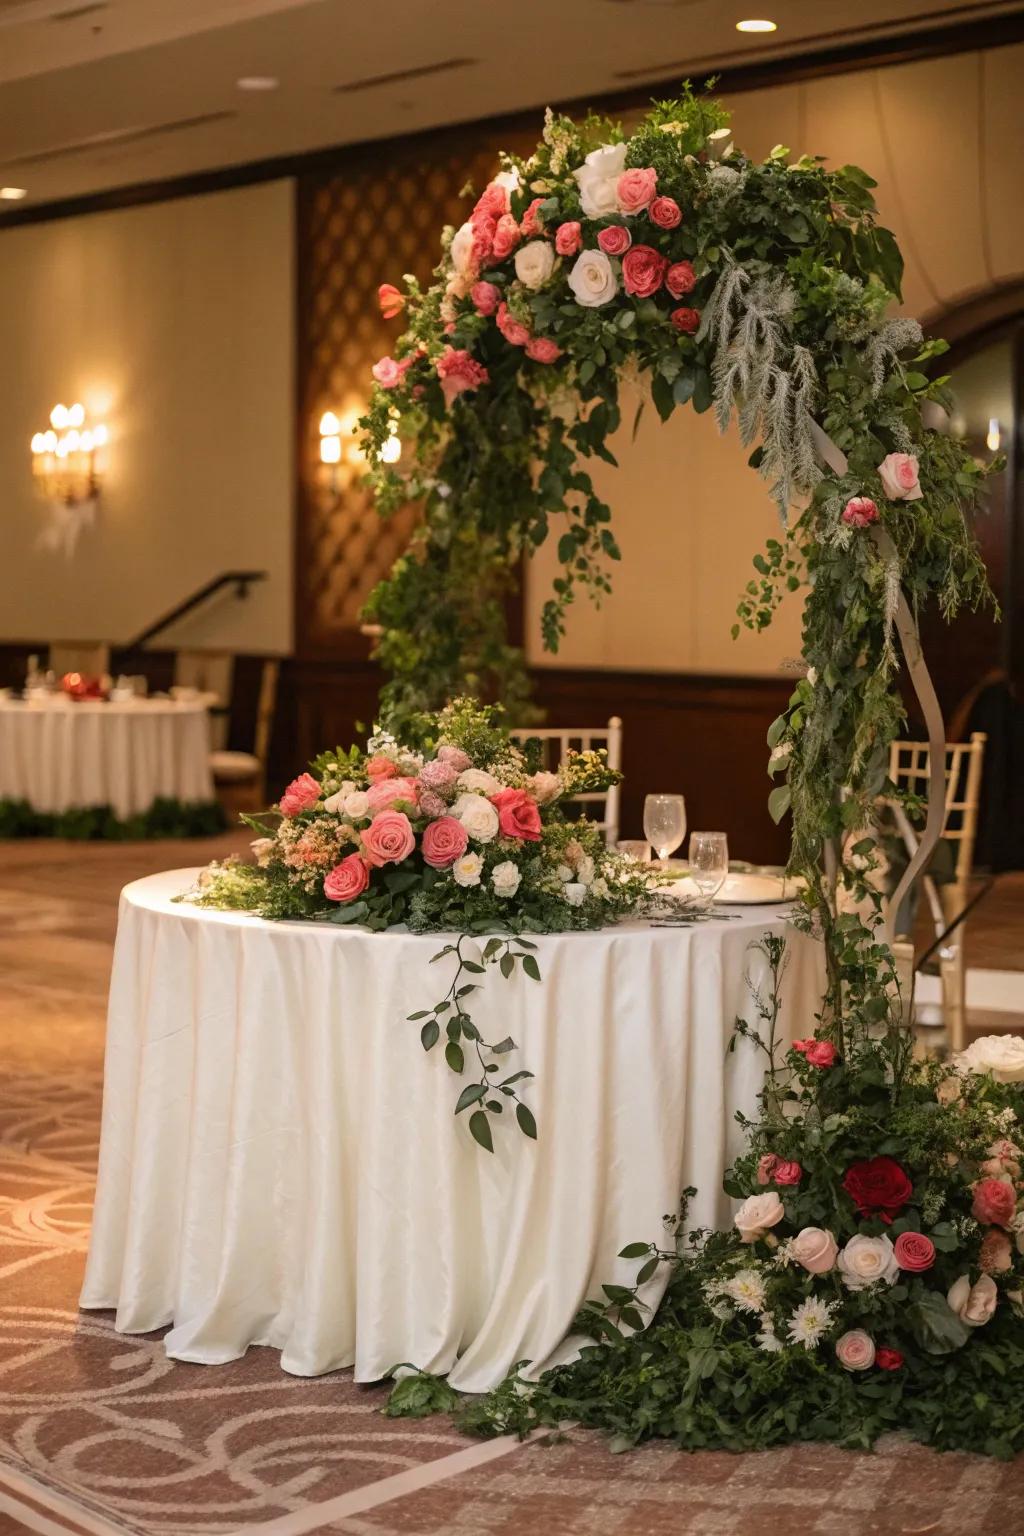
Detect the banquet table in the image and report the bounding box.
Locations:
[0,697,213,818]
[81,869,825,1393]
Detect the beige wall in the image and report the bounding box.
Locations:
[0,180,293,653]
[527,42,1024,675]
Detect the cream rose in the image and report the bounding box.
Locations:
[491,860,522,898]
[955,1035,1024,1084]
[790,1226,839,1276]
[450,220,477,278]
[563,882,587,907]
[734,1192,785,1245]
[452,852,484,888]
[456,768,502,795]
[322,780,356,813]
[514,239,555,291]
[451,792,500,843]
[529,770,561,805]
[835,1329,876,1371]
[947,1272,998,1327]
[838,1234,898,1290]
[572,141,627,218]
[877,452,923,502]
[342,790,370,820]
[568,249,618,308]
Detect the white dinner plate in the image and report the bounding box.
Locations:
[656,871,805,905]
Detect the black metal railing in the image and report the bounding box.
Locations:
[123,571,268,651]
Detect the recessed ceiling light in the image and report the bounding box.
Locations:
[736,18,777,32]
[0,186,28,200]
[236,76,279,91]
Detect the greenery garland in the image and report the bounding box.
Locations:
[0,796,226,841]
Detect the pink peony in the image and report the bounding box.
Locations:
[419,789,447,819]
[979,1227,1014,1273]
[491,213,521,260]
[496,301,531,347]
[419,758,458,793]
[473,181,510,221]
[842,496,879,528]
[372,355,412,389]
[670,306,700,334]
[972,1177,1017,1229]
[520,197,546,237]
[324,852,370,903]
[421,816,469,869]
[437,744,472,771]
[436,347,490,407]
[378,283,404,319]
[616,166,657,214]
[471,280,500,317]
[598,224,632,256]
[893,1231,936,1272]
[666,260,697,297]
[878,452,923,502]
[836,1330,876,1372]
[790,1226,839,1275]
[366,756,398,782]
[526,336,562,363]
[649,195,682,229]
[279,772,320,817]
[366,775,420,813]
[361,810,415,868]
[489,787,542,842]
[555,221,582,256]
[621,244,668,297]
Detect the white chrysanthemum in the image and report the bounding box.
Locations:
[723,1268,767,1315]
[756,1322,784,1353]
[785,1296,837,1350]
[491,861,521,899]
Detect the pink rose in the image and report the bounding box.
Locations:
[793,1037,837,1068]
[666,261,696,297]
[878,452,923,502]
[279,772,320,817]
[621,244,668,298]
[361,810,416,868]
[467,215,495,271]
[471,280,500,317]
[649,195,682,229]
[324,852,370,903]
[496,301,531,347]
[979,1227,1014,1273]
[436,347,490,407]
[836,1330,876,1372]
[366,776,420,813]
[366,755,398,782]
[421,816,469,869]
[555,221,582,256]
[597,224,631,256]
[521,197,545,237]
[372,356,412,389]
[893,1231,936,1272]
[842,496,879,528]
[378,283,404,319]
[419,759,458,793]
[473,181,509,221]
[437,744,472,771]
[670,306,700,334]
[790,1226,839,1275]
[525,336,562,363]
[734,1191,784,1243]
[756,1154,778,1186]
[773,1159,803,1186]
[491,213,521,260]
[489,787,542,842]
[972,1177,1017,1228]
[616,166,657,214]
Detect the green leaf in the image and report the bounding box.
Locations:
[521,955,541,982]
[455,1082,486,1114]
[768,784,792,824]
[619,1242,651,1259]
[492,1036,515,1053]
[445,1041,465,1073]
[469,1110,494,1152]
[651,371,675,422]
[499,952,515,979]
[515,1103,537,1139]
[907,1291,971,1355]
[420,1019,440,1051]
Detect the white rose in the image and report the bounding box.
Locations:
[452,852,483,888]
[576,854,595,886]
[450,221,477,277]
[494,167,521,195]
[529,770,561,805]
[837,1234,898,1290]
[452,793,500,843]
[322,782,355,813]
[343,790,370,820]
[947,1272,998,1327]
[568,249,618,308]
[563,882,587,907]
[733,1192,785,1245]
[514,239,555,291]
[457,768,502,795]
[955,1035,1024,1084]
[491,860,522,899]
[572,141,627,218]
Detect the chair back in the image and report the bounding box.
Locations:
[510,718,622,845]
[888,732,987,897]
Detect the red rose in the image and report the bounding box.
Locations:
[521,197,546,237]
[805,1040,837,1068]
[670,306,700,334]
[893,1231,936,1272]
[598,224,631,256]
[842,1157,913,1219]
[621,244,668,297]
[666,260,696,297]
[773,1159,803,1186]
[972,1177,1017,1229]
[875,1347,904,1371]
[649,195,682,229]
[489,787,542,842]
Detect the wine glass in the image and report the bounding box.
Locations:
[689,831,729,906]
[643,794,686,864]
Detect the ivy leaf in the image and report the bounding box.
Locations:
[619,1242,651,1259]
[469,1110,494,1152]
[521,955,542,981]
[515,1103,538,1139]
[445,1041,465,1073]
[651,372,675,422]
[420,1019,440,1051]
[455,1082,486,1114]
[768,784,792,824]
[499,951,515,979]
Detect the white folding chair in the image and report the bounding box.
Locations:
[888,732,986,1052]
[510,717,622,846]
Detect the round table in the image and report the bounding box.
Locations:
[81,869,825,1393]
[0,698,213,818]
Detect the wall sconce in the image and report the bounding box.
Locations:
[30,402,108,555]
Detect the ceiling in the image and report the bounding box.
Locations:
[0,0,1021,213]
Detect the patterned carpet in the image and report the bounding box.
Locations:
[1,837,1022,1536]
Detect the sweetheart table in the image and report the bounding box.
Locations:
[81,869,825,1392]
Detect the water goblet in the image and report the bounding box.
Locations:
[689,830,729,906]
[643,794,686,865]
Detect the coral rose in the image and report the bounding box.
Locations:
[616,166,657,213]
[378,283,404,319]
[972,1176,1016,1229]
[471,280,500,316]
[979,1228,1014,1273]
[621,244,668,297]
[842,1156,912,1218]
[733,1191,784,1244]
[323,853,370,903]
[790,1227,838,1275]
[366,756,398,782]
[836,1330,876,1371]
[490,787,542,842]
[525,336,562,363]
[366,776,420,813]
[878,452,923,502]
[421,816,469,869]
[520,196,546,237]
[473,181,510,221]
[666,260,696,297]
[491,213,521,260]
[893,1231,936,1272]
[649,195,682,228]
[756,1153,778,1185]
[597,224,631,256]
[670,306,701,334]
[279,773,320,817]
[773,1159,803,1186]
[842,496,879,528]
[793,1037,837,1068]
[496,301,531,347]
[875,1347,904,1371]
[555,221,582,256]
[361,810,416,868]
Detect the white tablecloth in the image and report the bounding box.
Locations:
[0,699,213,818]
[81,869,825,1392]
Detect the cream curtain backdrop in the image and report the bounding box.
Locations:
[0,700,212,817]
[81,870,825,1393]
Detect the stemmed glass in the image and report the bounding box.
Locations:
[643,794,687,865]
[689,830,729,906]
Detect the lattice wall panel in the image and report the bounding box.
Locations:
[296,125,533,657]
